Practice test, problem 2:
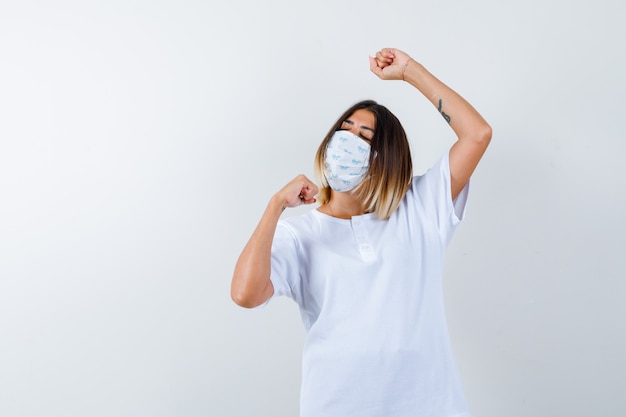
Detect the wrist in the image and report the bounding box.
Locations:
[401,58,412,81]
[269,193,288,213]
[402,59,428,84]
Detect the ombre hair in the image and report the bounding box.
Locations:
[314,100,413,220]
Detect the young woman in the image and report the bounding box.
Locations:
[231,47,492,417]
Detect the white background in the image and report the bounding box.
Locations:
[1,1,624,416]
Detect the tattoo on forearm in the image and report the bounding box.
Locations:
[438,99,451,124]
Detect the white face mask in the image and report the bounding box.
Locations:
[323,130,371,192]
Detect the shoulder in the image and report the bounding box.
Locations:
[402,152,461,216]
[414,153,450,184]
[408,153,451,194]
[277,209,320,237]
[409,156,442,187]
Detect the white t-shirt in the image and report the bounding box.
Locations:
[268,152,472,417]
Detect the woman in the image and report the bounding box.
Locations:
[231,47,492,417]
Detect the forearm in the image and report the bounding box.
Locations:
[231,195,285,308]
[403,60,491,142]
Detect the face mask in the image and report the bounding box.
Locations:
[324,130,371,192]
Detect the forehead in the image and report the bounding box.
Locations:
[347,109,376,129]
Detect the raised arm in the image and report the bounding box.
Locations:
[231,175,318,308]
[369,48,492,200]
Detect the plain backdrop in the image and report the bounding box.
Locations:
[1,1,625,416]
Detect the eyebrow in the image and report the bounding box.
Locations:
[344,119,375,134]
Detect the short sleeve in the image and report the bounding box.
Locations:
[268,221,300,301]
[412,150,470,244]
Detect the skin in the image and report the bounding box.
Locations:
[231,47,492,308]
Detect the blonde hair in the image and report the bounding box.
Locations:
[314,100,413,220]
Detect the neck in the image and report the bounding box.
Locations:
[325,192,365,219]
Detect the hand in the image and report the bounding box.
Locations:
[275,174,318,209]
[369,48,413,81]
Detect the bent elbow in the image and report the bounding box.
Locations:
[466,123,492,153]
[230,278,272,309]
[479,123,492,145]
[230,289,257,309]
[461,122,492,150]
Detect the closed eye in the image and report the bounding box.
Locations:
[341,120,374,142]
[339,125,372,143]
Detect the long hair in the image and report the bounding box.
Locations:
[314,100,413,220]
